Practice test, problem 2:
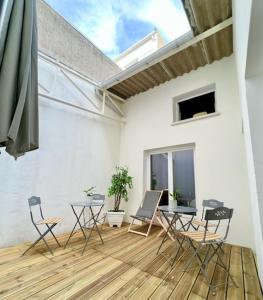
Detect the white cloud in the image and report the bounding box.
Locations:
[136,0,191,41]
[74,1,120,56]
[47,0,191,57]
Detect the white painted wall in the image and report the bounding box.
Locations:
[233,0,263,285]
[0,56,122,248]
[119,56,255,248]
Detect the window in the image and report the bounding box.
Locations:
[173,84,216,122]
[147,146,196,208]
[150,153,168,190]
[172,149,195,203]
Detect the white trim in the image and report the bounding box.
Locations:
[144,144,196,201]
[38,92,126,124]
[171,112,220,126]
[173,83,217,123]
[60,69,100,111]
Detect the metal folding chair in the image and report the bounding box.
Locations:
[128,190,163,237]
[180,207,238,293]
[183,199,224,230]
[83,194,106,228]
[22,196,63,256]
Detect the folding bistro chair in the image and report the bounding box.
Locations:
[183,199,224,230]
[83,194,106,228]
[180,207,238,293]
[128,190,163,237]
[22,196,63,256]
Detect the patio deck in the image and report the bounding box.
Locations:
[0,224,262,300]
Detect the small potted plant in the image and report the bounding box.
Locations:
[83,186,95,202]
[107,166,133,227]
[169,189,182,209]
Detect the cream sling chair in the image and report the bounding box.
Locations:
[128,190,163,237]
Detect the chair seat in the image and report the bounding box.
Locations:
[36,217,63,225]
[130,215,150,222]
[182,216,217,227]
[181,230,222,242]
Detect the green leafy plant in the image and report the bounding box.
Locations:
[170,189,182,201]
[108,166,133,211]
[83,186,95,197]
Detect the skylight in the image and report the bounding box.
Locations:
[45,0,191,60]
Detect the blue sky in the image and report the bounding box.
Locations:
[45,0,190,59]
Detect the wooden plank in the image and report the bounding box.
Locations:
[242,247,263,300]
[149,248,192,299]
[0,224,261,300]
[188,245,218,299]
[207,244,231,299]
[226,246,244,300]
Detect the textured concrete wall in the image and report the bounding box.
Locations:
[36,0,120,83]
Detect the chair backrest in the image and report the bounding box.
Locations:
[28,196,41,207]
[204,207,234,241]
[92,194,105,201]
[201,199,224,220]
[205,207,233,221]
[28,196,43,223]
[136,190,163,219]
[92,194,105,204]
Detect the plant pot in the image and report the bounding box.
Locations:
[107,211,125,228]
[169,200,177,210]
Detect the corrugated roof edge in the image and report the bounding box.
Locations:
[100,30,193,89]
[100,18,232,90]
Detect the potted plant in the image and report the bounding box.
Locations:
[169,189,182,210]
[83,186,95,202]
[107,166,133,227]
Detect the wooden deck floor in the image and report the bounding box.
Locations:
[0,224,262,300]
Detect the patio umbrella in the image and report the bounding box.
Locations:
[0,0,38,158]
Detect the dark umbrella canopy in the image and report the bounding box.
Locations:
[0,0,38,158]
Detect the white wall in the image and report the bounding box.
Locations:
[233,0,263,285]
[0,57,122,248]
[119,56,255,248]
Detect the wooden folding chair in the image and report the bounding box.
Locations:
[128,190,163,237]
[22,196,63,256]
[182,199,224,230]
[180,207,238,294]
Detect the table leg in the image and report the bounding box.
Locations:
[64,206,85,249]
[82,205,104,255]
[157,212,177,255]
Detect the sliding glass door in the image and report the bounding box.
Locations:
[150,153,168,190]
[172,149,195,206]
[147,147,196,207]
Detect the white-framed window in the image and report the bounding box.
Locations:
[173,84,217,123]
[144,144,196,207]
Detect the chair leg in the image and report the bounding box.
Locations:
[46,224,61,247]
[22,225,55,256]
[210,244,238,288]
[145,220,154,237]
[128,218,135,232]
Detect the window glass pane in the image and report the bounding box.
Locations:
[150,153,168,190]
[173,149,195,207]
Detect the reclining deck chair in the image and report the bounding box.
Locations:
[128,190,163,237]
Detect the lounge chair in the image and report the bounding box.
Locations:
[128,190,163,237]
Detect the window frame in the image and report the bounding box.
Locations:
[144,144,196,202]
[173,84,218,123]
